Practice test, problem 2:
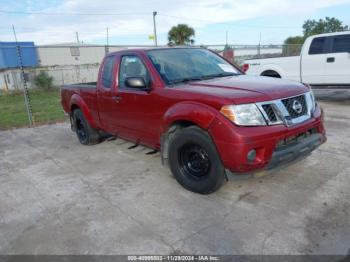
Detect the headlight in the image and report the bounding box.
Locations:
[304,83,316,112]
[220,104,266,126]
[309,89,316,111]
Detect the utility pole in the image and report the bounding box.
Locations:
[106,27,109,46]
[12,24,33,127]
[76,31,80,43]
[258,32,261,57]
[153,11,158,46]
[105,27,109,54]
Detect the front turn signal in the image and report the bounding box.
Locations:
[220,105,236,122]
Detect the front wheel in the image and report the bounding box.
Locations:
[73,109,100,145]
[168,126,226,194]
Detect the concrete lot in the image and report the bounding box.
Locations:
[0,101,349,255]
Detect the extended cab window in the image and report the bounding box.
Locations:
[309,37,326,55]
[119,56,148,89]
[332,34,350,53]
[101,56,115,88]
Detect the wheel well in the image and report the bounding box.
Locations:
[161,120,197,165]
[261,70,281,78]
[71,104,79,112]
[170,120,196,129]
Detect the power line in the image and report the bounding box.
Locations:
[0,26,34,29]
[0,9,149,16]
[0,26,116,33]
[0,8,299,28]
[157,13,300,29]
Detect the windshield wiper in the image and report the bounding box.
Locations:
[168,72,239,85]
[168,77,203,85]
[200,72,239,80]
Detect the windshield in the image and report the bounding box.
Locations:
[147,48,241,85]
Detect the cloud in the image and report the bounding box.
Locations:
[0,0,349,44]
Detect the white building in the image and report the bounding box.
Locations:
[0,43,284,92]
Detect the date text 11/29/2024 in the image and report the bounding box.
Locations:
[127,255,220,261]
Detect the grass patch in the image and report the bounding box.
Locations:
[0,89,67,130]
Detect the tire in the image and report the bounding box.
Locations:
[168,126,226,194]
[73,109,100,145]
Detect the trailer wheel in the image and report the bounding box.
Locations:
[73,109,100,145]
[168,126,226,194]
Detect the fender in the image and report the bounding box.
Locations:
[70,94,99,129]
[161,101,218,134]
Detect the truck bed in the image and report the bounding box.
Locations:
[245,56,301,82]
[63,82,97,89]
[60,82,99,120]
[245,55,300,61]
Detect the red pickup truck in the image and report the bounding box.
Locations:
[61,47,326,194]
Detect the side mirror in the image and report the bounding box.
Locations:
[125,77,150,90]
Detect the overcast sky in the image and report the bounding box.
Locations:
[0,0,350,45]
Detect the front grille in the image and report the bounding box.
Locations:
[257,92,313,126]
[281,95,307,118]
[262,104,277,122]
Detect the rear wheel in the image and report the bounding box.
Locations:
[168,126,226,194]
[73,109,100,145]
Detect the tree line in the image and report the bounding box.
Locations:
[167,17,349,49]
[283,17,348,55]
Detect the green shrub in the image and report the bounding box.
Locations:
[34,71,53,90]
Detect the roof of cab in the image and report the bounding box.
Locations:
[107,46,201,56]
[307,30,350,39]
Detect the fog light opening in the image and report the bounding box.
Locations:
[247,149,257,162]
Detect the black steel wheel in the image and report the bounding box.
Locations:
[168,126,226,194]
[76,117,88,143]
[73,109,100,145]
[178,143,211,180]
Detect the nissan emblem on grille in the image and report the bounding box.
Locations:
[257,93,313,127]
[292,100,303,114]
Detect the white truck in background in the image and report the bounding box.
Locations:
[243,31,350,87]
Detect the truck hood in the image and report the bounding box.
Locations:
[174,75,309,105]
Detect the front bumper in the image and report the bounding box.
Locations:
[266,133,324,169]
[208,104,326,173]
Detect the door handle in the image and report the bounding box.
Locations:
[327,57,335,63]
[112,96,122,103]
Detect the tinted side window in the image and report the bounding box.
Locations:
[119,56,148,89]
[102,56,115,88]
[309,37,326,55]
[332,35,350,53]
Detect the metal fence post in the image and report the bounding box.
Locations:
[12,25,34,127]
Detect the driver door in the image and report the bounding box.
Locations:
[96,55,121,133]
[113,54,160,147]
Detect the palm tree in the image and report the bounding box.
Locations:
[168,24,195,45]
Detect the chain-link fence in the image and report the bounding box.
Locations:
[0,43,302,129]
